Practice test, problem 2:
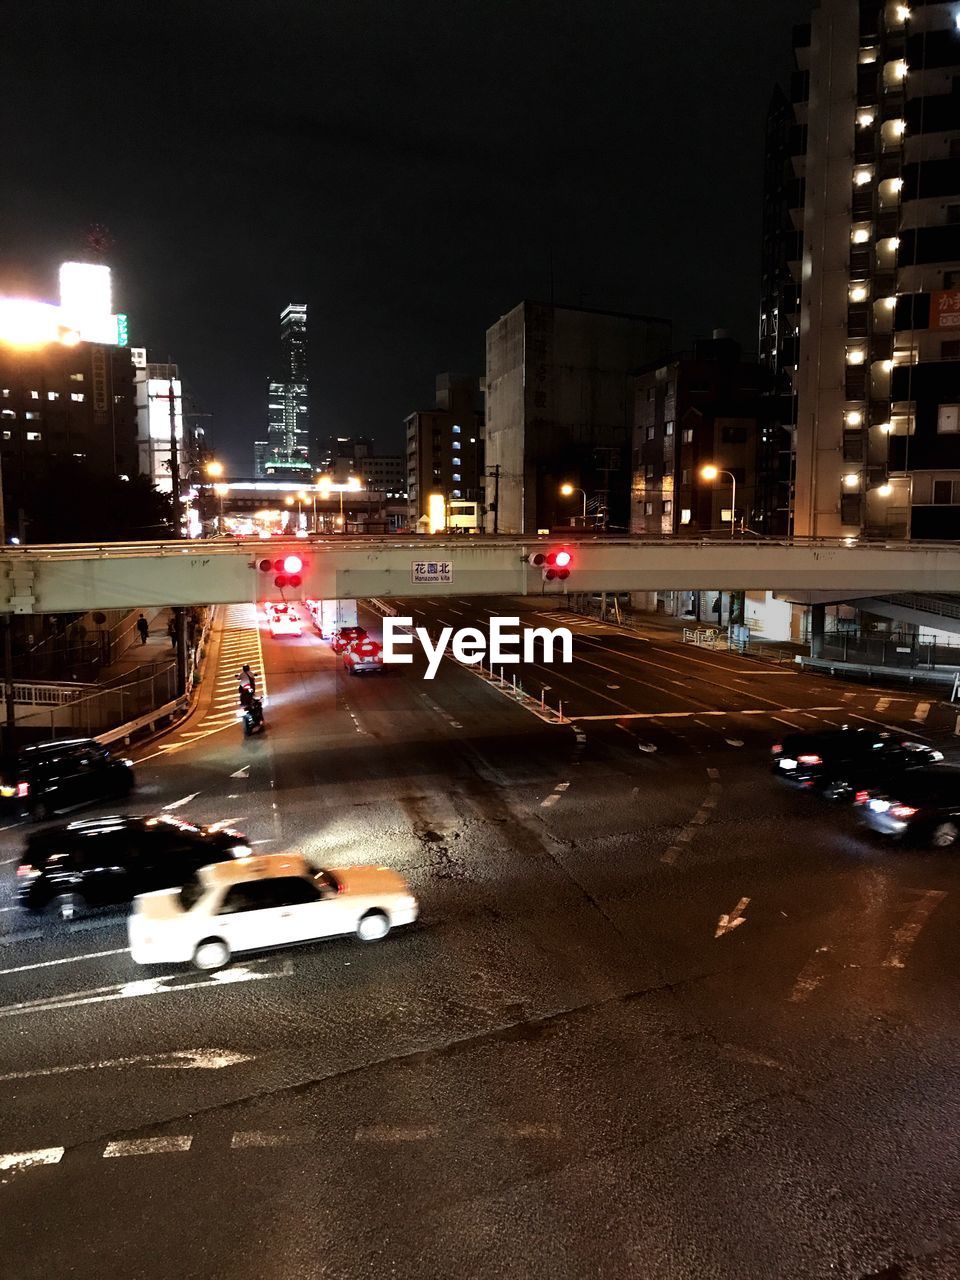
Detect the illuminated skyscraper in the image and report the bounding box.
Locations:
[255,303,311,478]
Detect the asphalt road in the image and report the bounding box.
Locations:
[1,596,959,1279]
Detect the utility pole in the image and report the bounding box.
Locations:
[0,453,13,751]
[487,464,500,535]
[167,378,188,697]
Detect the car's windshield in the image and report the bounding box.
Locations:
[178,877,206,910]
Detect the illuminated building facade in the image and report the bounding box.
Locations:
[785,0,960,539]
[256,303,311,478]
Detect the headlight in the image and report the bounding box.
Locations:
[228,845,251,858]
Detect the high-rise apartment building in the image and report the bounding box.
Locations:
[405,374,484,529]
[485,302,670,534]
[781,0,960,540]
[255,303,311,479]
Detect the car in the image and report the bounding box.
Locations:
[771,727,943,801]
[343,637,383,675]
[0,738,135,823]
[128,852,419,970]
[856,764,960,848]
[330,625,367,654]
[266,603,302,637]
[16,815,251,919]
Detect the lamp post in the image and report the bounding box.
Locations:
[213,483,228,533]
[316,473,332,533]
[559,482,587,525]
[700,465,737,538]
[204,461,224,537]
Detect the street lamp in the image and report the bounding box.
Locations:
[700,465,737,538]
[559,482,587,524]
[205,460,224,480]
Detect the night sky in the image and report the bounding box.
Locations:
[3,0,811,473]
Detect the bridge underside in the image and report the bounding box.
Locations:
[0,537,958,614]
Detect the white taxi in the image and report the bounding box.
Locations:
[266,602,302,637]
[128,853,419,970]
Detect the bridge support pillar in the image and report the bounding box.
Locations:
[810,603,826,658]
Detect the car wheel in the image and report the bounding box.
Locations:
[193,938,231,970]
[930,821,959,849]
[356,910,390,943]
[49,893,81,922]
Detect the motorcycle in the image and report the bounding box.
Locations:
[238,695,265,737]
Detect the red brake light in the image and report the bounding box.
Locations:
[16,781,29,798]
[797,754,822,765]
[854,790,869,805]
[16,863,34,877]
[771,744,782,754]
[890,805,918,818]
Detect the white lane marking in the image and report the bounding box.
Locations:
[570,707,843,722]
[725,739,744,747]
[771,716,801,729]
[231,1128,315,1149]
[883,890,947,969]
[162,792,200,811]
[0,906,19,912]
[0,948,127,977]
[661,771,721,864]
[0,962,291,1019]
[230,765,250,780]
[875,697,891,713]
[0,1048,254,1084]
[555,782,570,792]
[912,702,931,724]
[842,691,855,702]
[0,856,22,866]
[715,896,750,938]
[0,1147,64,1175]
[509,1122,562,1139]
[103,1136,193,1158]
[541,793,560,808]
[788,946,831,1003]
[354,1125,440,1143]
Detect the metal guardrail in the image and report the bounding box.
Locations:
[96,695,190,747]
[13,680,97,707]
[880,593,960,621]
[682,627,727,649]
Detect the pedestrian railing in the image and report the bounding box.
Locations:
[682,627,727,649]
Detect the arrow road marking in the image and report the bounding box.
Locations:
[0,1048,254,1084]
[162,792,200,810]
[715,896,750,938]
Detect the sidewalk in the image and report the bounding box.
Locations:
[97,607,176,686]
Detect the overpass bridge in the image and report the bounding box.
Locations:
[0,535,957,615]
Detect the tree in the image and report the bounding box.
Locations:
[9,460,174,543]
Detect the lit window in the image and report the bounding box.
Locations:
[69,372,84,382]
[852,228,871,245]
[937,405,960,434]
[843,473,860,488]
[854,168,872,186]
[663,500,672,516]
[452,473,461,482]
[47,391,59,401]
[682,428,694,443]
[846,349,865,365]
[849,285,868,303]
[1,389,8,398]
[894,5,910,22]
[644,502,654,516]
[452,489,461,498]
[469,436,476,443]
[857,111,875,129]
[24,411,39,420]
[70,392,85,402]
[845,410,863,426]
[665,421,674,436]
[883,296,897,310]
[452,424,460,433]
[1,432,9,440]
[29,390,39,399]
[1,410,13,419]
[680,508,692,525]
[26,431,41,441]
[891,59,908,81]
[452,441,460,451]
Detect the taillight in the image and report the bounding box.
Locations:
[771,744,782,755]
[854,790,869,805]
[890,805,918,819]
[16,864,34,877]
[798,754,822,765]
[16,781,29,798]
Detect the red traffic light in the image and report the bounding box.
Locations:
[554,550,572,568]
[259,553,305,591]
[542,548,572,581]
[282,555,303,575]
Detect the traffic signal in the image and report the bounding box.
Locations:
[258,553,305,591]
[527,548,573,582]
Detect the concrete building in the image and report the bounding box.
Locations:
[405,374,484,528]
[484,301,671,534]
[0,337,138,486]
[255,303,311,479]
[318,435,405,496]
[786,0,960,540]
[630,336,772,537]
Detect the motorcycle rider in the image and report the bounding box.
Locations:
[237,664,257,696]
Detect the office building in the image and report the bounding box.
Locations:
[405,374,484,528]
[784,1,960,539]
[318,435,405,495]
[484,301,670,533]
[255,303,311,479]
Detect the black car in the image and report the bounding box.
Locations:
[16,814,251,918]
[0,738,135,822]
[857,765,960,848]
[771,727,943,801]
